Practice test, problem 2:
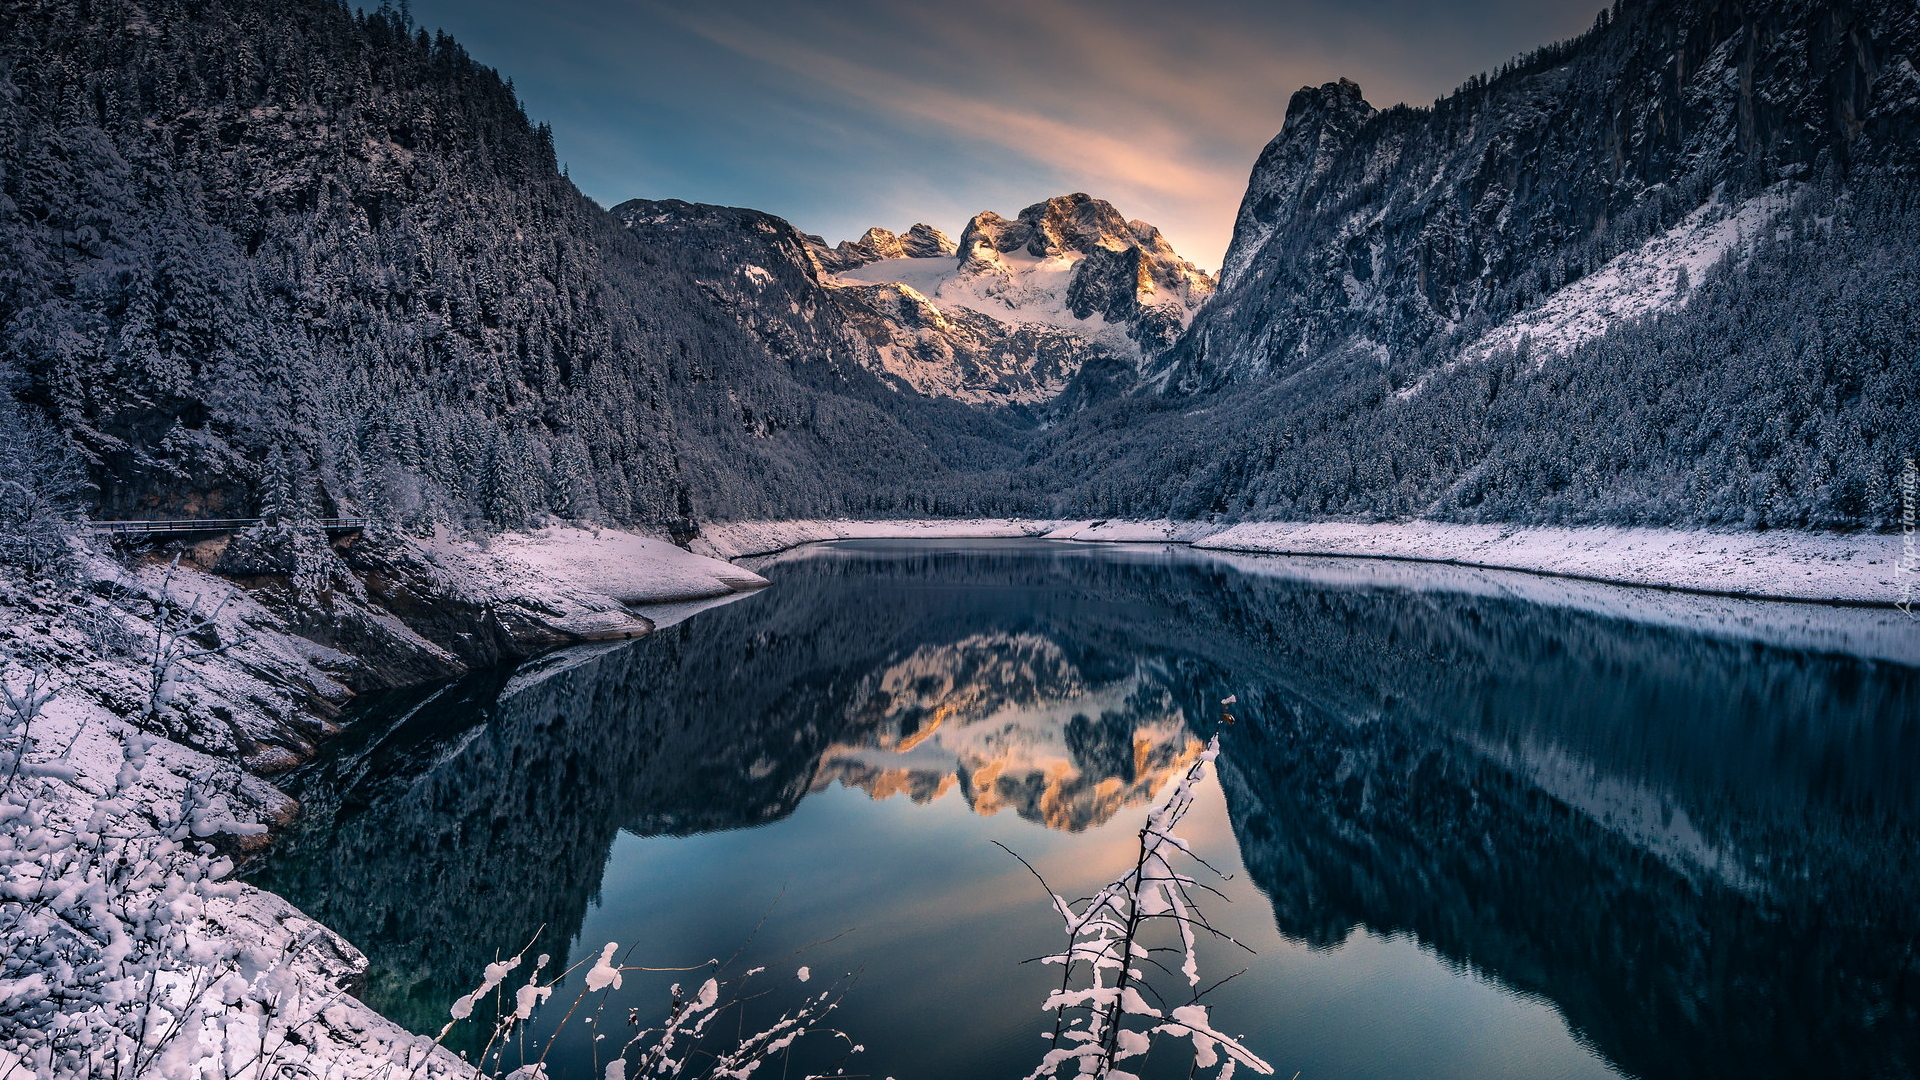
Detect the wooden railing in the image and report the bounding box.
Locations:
[85,517,369,536]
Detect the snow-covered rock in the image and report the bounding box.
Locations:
[0,521,769,1077]
[432,526,767,608]
[840,193,1214,360]
[826,278,1116,405]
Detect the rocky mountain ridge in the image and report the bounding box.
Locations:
[814,194,1214,404]
[635,193,1210,408]
[806,222,956,271]
[953,193,1215,354]
[845,194,1216,353]
[1155,0,1920,393]
[612,197,1118,409]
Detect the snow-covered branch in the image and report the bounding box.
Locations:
[1013,705,1273,1080]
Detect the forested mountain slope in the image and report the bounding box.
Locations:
[1,0,674,524]
[606,197,1041,517]
[1033,0,1920,529]
[1029,194,1920,528]
[1161,0,1920,392]
[0,0,1031,530]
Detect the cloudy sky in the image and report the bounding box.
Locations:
[409,0,1605,269]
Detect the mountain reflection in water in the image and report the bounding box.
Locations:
[248,540,1920,1080]
[815,631,1201,831]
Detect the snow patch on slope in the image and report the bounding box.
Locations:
[839,281,1089,405]
[1404,183,1799,398]
[837,253,1142,357]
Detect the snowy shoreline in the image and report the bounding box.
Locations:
[697,517,1912,609]
[0,525,766,1078]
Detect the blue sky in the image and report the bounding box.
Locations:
[409,0,1605,269]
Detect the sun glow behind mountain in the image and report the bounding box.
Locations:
[404,0,1607,269]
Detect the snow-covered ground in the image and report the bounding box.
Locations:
[1185,519,1900,606]
[0,693,476,1078]
[0,556,474,1078]
[0,525,765,1078]
[432,526,765,639]
[441,526,766,605]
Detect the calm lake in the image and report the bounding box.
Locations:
[248,539,1920,1080]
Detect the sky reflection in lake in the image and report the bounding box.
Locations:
[250,540,1920,1080]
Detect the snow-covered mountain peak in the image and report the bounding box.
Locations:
[962,192,1130,260]
[955,193,1212,295]
[838,193,1214,359]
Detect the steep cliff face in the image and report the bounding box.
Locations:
[953,193,1214,355]
[1159,0,1920,392]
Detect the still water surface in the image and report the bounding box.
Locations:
[251,540,1920,1080]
